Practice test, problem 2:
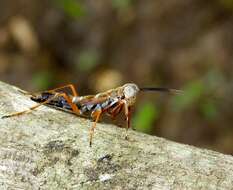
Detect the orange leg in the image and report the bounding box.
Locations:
[127,107,131,130]
[58,93,80,115]
[2,92,80,118]
[89,110,102,147]
[26,84,79,97]
[47,84,79,97]
[108,102,124,119]
[2,94,60,118]
[123,101,131,139]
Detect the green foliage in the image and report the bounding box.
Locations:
[77,49,99,71]
[111,0,133,10]
[205,69,225,91]
[218,0,233,11]
[200,99,218,120]
[32,71,55,90]
[172,80,204,110]
[55,0,86,18]
[172,70,222,120]
[133,102,159,133]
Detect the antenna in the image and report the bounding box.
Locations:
[139,87,183,95]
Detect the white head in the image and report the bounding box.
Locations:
[122,83,139,105]
[120,83,181,106]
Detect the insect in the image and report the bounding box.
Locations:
[2,83,182,146]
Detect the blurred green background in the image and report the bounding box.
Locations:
[0,0,232,154]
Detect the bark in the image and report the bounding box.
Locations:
[0,81,232,190]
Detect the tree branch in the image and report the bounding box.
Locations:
[0,81,232,189]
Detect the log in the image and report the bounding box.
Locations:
[0,81,232,190]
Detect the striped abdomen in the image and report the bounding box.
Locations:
[31,92,121,115]
[76,96,120,115]
[31,92,73,111]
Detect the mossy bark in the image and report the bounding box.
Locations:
[0,81,233,189]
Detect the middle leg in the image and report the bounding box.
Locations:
[89,110,102,147]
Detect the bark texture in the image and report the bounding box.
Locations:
[0,81,233,190]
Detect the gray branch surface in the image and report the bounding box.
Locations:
[0,81,233,190]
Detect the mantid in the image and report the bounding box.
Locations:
[2,83,182,146]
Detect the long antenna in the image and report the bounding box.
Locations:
[140,87,183,95]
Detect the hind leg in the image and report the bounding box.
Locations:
[46,84,79,97]
[2,92,80,118]
[27,84,79,97]
[2,94,58,118]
